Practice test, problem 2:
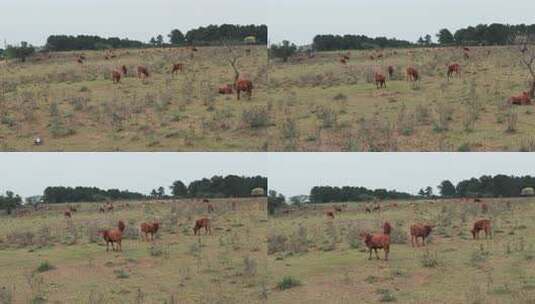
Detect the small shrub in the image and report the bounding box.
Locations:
[114,269,129,279]
[242,106,270,128]
[267,233,287,255]
[36,261,54,273]
[421,249,439,268]
[377,288,397,302]
[277,276,302,290]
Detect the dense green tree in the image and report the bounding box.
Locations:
[170,180,188,197]
[312,34,413,51]
[270,40,297,62]
[268,190,286,215]
[437,29,455,45]
[438,180,456,197]
[309,185,413,203]
[168,29,185,45]
[5,42,35,62]
[0,191,22,214]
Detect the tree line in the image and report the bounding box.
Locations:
[438,174,535,198]
[0,191,23,213]
[309,186,414,203]
[312,34,413,51]
[44,24,267,52]
[436,23,535,46]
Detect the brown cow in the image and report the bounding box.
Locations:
[406,67,419,81]
[64,210,72,218]
[508,91,532,105]
[447,63,461,79]
[207,203,215,213]
[236,79,253,100]
[383,222,392,235]
[137,66,150,79]
[111,70,122,84]
[375,73,386,89]
[140,222,160,241]
[361,228,390,261]
[100,221,126,252]
[410,223,434,247]
[339,58,347,64]
[387,66,394,78]
[218,84,234,94]
[334,206,342,212]
[193,218,211,235]
[121,65,128,76]
[326,211,335,219]
[471,219,491,240]
[171,63,183,75]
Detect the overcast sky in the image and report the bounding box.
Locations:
[269,153,535,198]
[0,0,268,46]
[268,0,535,45]
[0,153,268,198]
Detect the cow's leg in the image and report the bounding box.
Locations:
[375,248,380,260]
[411,236,415,247]
[106,241,109,252]
[368,248,372,260]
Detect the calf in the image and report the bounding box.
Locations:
[193,218,211,235]
[508,91,532,105]
[171,63,183,75]
[137,66,150,79]
[406,67,419,81]
[111,70,122,84]
[387,66,394,78]
[410,223,434,247]
[236,79,253,100]
[218,84,234,94]
[100,221,126,252]
[375,73,386,89]
[447,63,461,79]
[361,231,390,261]
[471,219,491,240]
[140,222,160,241]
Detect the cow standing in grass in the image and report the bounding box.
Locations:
[140,222,160,241]
[361,222,391,261]
[100,221,126,252]
[410,223,434,247]
[471,219,491,240]
[375,73,386,89]
[193,218,211,235]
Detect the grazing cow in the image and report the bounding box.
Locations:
[339,58,347,64]
[383,222,392,235]
[375,73,386,89]
[99,206,106,213]
[481,203,489,214]
[369,55,375,60]
[373,205,381,212]
[410,224,434,247]
[326,211,335,219]
[140,222,160,241]
[192,47,198,52]
[361,230,390,261]
[334,206,342,212]
[137,66,150,79]
[121,65,128,76]
[447,63,461,79]
[473,198,481,203]
[64,210,72,218]
[406,67,419,81]
[218,84,234,94]
[508,91,532,105]
[207,203,215,213]
[387,66,394,78]
[236,79,253,100]
[111,70,122,84]
[471,219,491,240]
[365,206,372,213]
[463,47,471,52]
[193,218,211,235]
[77,58,83,64]
[171,63,183,75]
[377,53,384,59]
[100,221,126,252]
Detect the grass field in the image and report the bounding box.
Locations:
[268,46,535,151]
[267,198,535,303]
[0,197,268,303]
[0,45,269,151]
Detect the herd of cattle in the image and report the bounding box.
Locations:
[74,48,254,100]
[279,198,494,261]
[59,199,217,252]
[302,46,533,106]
